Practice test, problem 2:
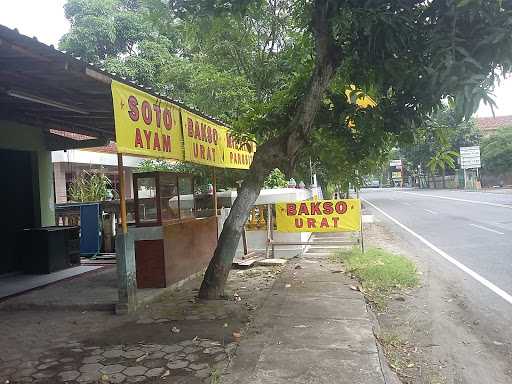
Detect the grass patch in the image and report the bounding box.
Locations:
[331,247,418,309]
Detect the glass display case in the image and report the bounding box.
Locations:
[133,171,195,226]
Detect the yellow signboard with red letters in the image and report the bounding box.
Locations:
[181,109,225,167]
[111,80,254,169]
[275,199,361,233]
[223,131,256,169]
[111,80,184,160]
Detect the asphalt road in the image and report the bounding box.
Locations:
[361,188,512,383]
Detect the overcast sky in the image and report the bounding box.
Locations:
[1,0,511,118]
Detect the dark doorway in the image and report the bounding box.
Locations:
[0,149,36,274]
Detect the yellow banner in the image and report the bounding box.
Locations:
[223,131,256,169]
[276,199,361,233]
[111,80,184,160]
[182,110,225,167]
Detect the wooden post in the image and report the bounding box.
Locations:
[265,204,272,258]
[117,153,128,234]
[212,167,218,215]
[242,227,248,256]
[360,212,365,254]
[212,167,218,238]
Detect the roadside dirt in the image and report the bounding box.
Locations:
[364,220,512,384]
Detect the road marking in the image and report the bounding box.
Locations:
[402,202,411,206]
[362,198,512,306]
[401,191,512,209]
[423,209,438,215]
[469,223,504,235]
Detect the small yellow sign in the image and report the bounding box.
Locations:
[181,110,226,167]
[111,80,184,160]
[276,199,361,233]
[223,131,256,169]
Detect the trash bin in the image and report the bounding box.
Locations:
[20,226,80,274]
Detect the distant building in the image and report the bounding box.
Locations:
[476,115,512,137]
[51,131,143,204]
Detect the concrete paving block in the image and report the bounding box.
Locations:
[123,349,145,359]
[162,345,183,354]
[146,367,166,377]
[263,318,378,352]
[109,372,127,383]
[18,361,39,369]
[0,360,21,370]
[32,370,57,379]
[183,346,199,354]
[82,355,104,364]
[17,368,36,377]
[101,364,126,374]
[36,361,59,370]
[252,345,383,384]
[142,358,167,369]
[58,370,80,381]
[59,357,75,363]
[76,372,100,382]
[148,351,166,359]
[103,349,124,358]
[126,376,145,382]
[90,348,104,356]
[79,363,104,374]
[185,353,199,362]
[275,295,368,320]
[189,363,209,371]
[123,366,147,377]
[167,360,189,369]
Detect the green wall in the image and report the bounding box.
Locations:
[0,120,55,226]
[36,151,56,226]
[0,120,47,151]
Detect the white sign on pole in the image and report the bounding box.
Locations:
[389,159,402,167]
[459,146,481,169]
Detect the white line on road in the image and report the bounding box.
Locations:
[401,191,512,209]
[469,223,505,235]
[362,198,512,306]
[402,202,411,206]
[423,209,438,215]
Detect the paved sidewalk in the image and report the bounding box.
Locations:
[223,233,387,384]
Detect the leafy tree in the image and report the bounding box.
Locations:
[263,168,288,188]
[427,147,459,188]
[481,127,512,175]
[61,0,512,298]
[401,105,481,186]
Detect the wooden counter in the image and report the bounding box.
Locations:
[134,216,217,288]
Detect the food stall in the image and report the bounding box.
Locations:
[131,171,217,288]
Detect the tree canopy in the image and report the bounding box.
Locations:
[60,0,512,298]
[482,127,512,175]
[400,106,481,175]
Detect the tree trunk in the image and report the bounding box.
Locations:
[199,1,338,298]
[198,138,283,299]
[442,167,446,189]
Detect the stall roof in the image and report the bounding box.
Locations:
[0,24,226,148]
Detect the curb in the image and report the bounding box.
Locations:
[366,303,402,384]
